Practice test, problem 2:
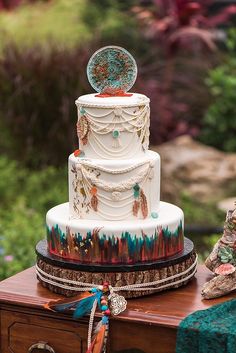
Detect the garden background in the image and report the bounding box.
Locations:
[0,0,236,280]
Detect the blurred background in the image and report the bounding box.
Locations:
[0,0,236,280]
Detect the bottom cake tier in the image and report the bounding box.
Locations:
[46,201,184,264]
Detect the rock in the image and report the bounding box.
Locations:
[218,198,236,212]
[202,206,236,299]
[151,135,236,203]
[201,272,236,299]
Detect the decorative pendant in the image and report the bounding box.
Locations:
[77,115,90,145]
[111,191,121,201]
[109,293,127,316]
[112,130,121,149]
[133,183,140,199]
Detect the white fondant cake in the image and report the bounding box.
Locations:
[46,74,184,264]
[75,93,150,159]
[47,202,184,264]
[69,150,160,221]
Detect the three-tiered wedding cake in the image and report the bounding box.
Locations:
[46,48,184,265]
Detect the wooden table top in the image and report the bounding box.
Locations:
[0,265,235,328]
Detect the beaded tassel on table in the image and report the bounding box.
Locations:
[44,282,112,353]
[86,282,110,353]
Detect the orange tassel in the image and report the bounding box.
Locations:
[140,189,148,219]
[91,194,98,212]
[86,324,106,353]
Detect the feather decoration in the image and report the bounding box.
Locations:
[91,194,98,212]
[44,292,95,314]
[86,323,107,353]
[77,116,90,145]
[132,200,140,217]
[73,291,102,319]
[140,189,148,219]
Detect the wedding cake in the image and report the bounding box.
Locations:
[45,46,184,265]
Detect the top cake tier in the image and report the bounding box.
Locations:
[75,93,150,160]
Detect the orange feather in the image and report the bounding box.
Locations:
[92,324,106,353]
[44,292,94,312]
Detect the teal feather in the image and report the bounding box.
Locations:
[45,292,95,313]
[73,291,102,319]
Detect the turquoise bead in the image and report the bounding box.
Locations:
[101,305,108,311]
[151,212,158,219]
[80,107,86,115]
[102,316,109,324]
[112,130,120,138]
[133,183,140,198]
[133,183,140,192]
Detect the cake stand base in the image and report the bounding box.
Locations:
[36,238,197,298]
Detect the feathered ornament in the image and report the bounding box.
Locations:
[44,291,101,318]
[86,320,108,353]
[44,281,127,353]
[77,115,90,145]
[140,189,148,219]
[90,186,98,212]
[132,200,140,217]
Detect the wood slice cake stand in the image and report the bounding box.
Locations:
[36,237,197,299]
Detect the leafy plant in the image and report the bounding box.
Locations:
[132,0,236,145]
[218,246,236,264]
[0,0,142,167]
[0,155,67,280]
[199,30,236,152]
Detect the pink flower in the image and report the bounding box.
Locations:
[4,255,14,262]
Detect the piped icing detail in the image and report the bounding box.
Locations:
[76,103,150,156]
[71,159,154,220]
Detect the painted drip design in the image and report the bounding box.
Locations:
[47,221,184,264]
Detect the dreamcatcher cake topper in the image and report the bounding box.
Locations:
[87,46,137,97]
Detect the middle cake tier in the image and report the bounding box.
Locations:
[69,150,160,221]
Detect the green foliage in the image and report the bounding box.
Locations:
[179,192,224,226]
[179,192,225,262]
[0,44,90,167]
[0,156,67,280]
[0,0,137,53]
[0,0,140,168]
[218,246,236,264]
[199,30,236,152]
[0,0,90,52]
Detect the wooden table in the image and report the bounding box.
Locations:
[0,265,235,353]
